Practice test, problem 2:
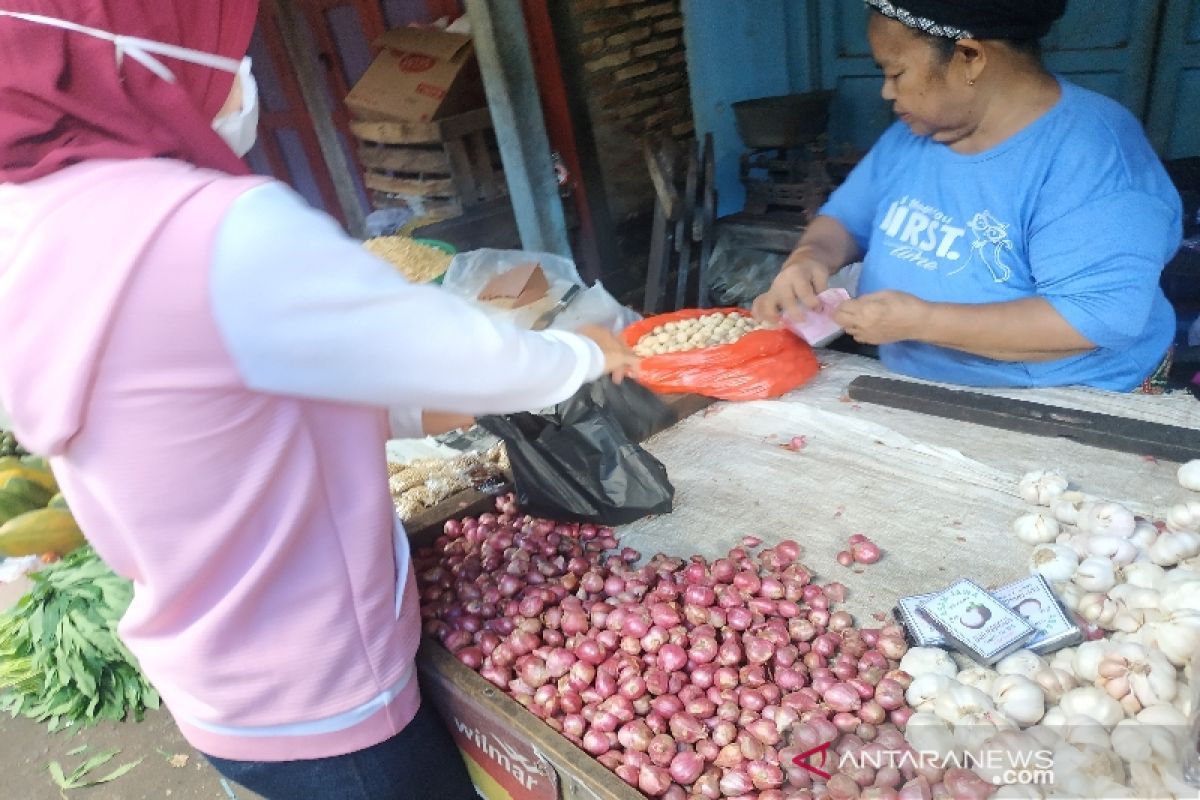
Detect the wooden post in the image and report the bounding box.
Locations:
[465,0,572,258]
[270,0,366,238]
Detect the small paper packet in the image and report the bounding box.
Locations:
[917,578,1037,665]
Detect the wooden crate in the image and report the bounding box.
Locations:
[351,108,506,217]
[403,394,713,800]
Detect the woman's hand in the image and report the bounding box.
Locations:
[752,250,835,325]
[834,290,928,345]
[577,325,641,384]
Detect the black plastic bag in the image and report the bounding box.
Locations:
[477,379,676,525]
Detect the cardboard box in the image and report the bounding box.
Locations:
[478,264,550,310]
[346,27,486,123]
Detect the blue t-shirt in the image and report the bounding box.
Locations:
[820,79,1181,391]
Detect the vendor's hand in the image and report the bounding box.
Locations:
[751,250,834,324]
[834,290,928,345]
[577,325,641,384]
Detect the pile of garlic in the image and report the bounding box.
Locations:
[632,312,762,356]
[900,461,1200,797]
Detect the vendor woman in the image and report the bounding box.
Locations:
[753,0,1182,393]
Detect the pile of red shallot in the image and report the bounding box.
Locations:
[416,496,944,799]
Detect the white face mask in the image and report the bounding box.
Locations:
[212,58,260,157]
[0,10,259,157]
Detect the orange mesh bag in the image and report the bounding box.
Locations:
[622,308,819,401]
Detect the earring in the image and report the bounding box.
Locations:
[968,79,976,86]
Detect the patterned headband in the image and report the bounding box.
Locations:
[864,0,975,40]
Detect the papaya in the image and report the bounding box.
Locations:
[0,484,46,525]
[0,477,53,513]
[0,456,58,494]
[48,492,69,510]
[0,508,86,557]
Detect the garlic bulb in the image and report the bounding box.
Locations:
[1128,519,1159,552]
[1110,718,1180,763]
[1129,758,1197,800]
[1019,469,1069,506]
[1085,534,1138,566]
[1012,512,1060,545]
[1149,528,1200,566]
[1048,647,1076,675]
[899,646,958,680]
[1118,561,1166,590]
[1057,580,1085,612]
[1073,556,1117,593]
[1057,530,1093,559]
[995,650,1045,679]
[1023,723,1063,750]
[1179,459,1200,491]
[1040,706,1068,727]
[1028,543,1079,583]
[1096,642,1177,714]
[1050,741,1126,798]
[1031,666,1077,703]
[932,681,995,725]
[953,709,1017,753]
[906,673,953,712]
[1077,592,1118,628]
[1077,501,1136,538]
[1107,583,1162,633]
[1129,620,1200,669]
[1053,713,1115,750]
[903,711,958,758]
[1050,490,1089,525]
[955,666,999,695]
[1166,499,1200,531]
[1071,641,1112,682]
[971,730,1042,787]
[991,674,1046,726]
[1137,703,1189,728]
[1058,686,1125,728]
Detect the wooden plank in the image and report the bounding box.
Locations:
[465,0,573,257]
[642,137,681,221]
[673,140,699,311]
[350,119,441,145]
[363,173,457,196]
[643,201,673,315]
[442,137,481,205]
[847,376,1200,463]
[356,146,451,173]
[469,131,501,200]
[271,0,365,236]
[436,107,496,141]
[419,644,644,800]
[697,133,717,308]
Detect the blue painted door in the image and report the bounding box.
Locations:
[816,0,1165,152]
[1146,0,1200,158]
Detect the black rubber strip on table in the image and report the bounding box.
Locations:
[847,375,1200,463]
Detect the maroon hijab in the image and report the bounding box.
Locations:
[0,0,259,183]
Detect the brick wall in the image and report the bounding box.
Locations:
[570,0,693,220]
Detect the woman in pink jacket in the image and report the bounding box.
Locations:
[0,2,637,798]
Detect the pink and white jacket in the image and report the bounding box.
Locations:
[0,159,603,761]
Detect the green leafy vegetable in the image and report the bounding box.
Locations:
[48,747,143,792]
[0,547,159,729]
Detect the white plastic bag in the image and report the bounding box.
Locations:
[441,248,639,334]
